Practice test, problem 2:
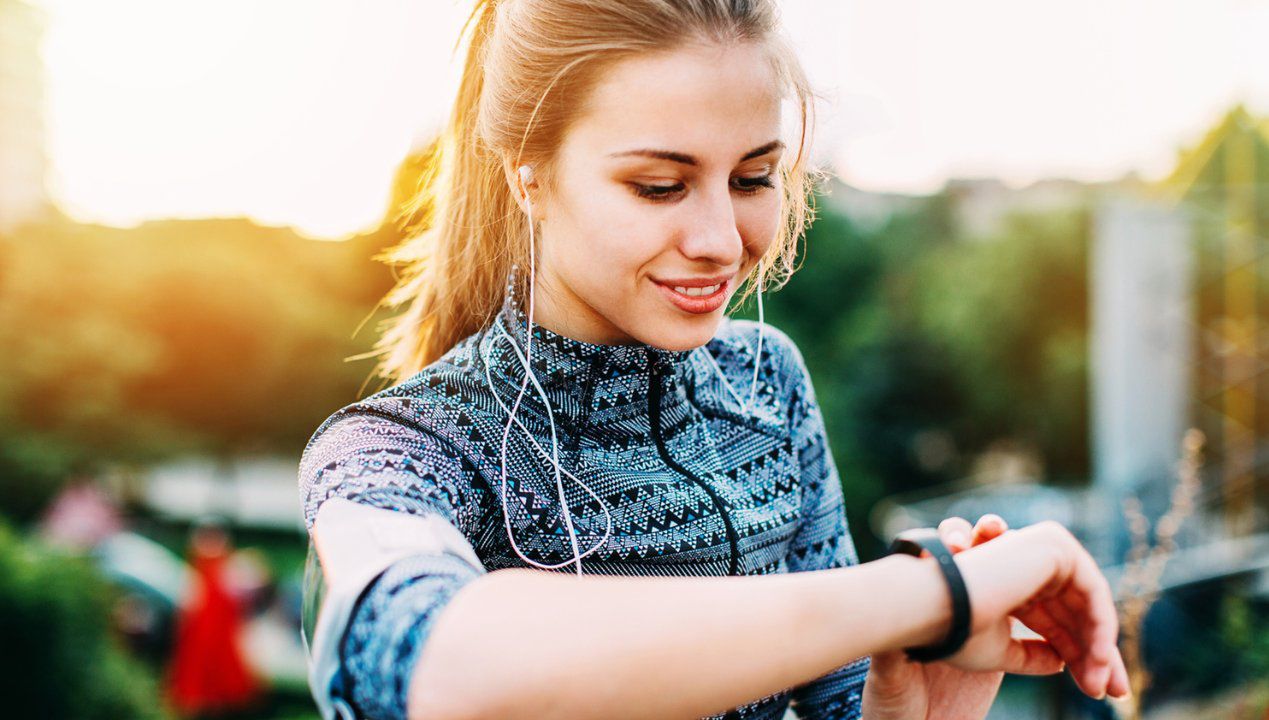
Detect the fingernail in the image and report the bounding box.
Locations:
[949,531,969,548]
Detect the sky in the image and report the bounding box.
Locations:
[38,0,1269,239]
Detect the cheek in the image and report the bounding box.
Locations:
[554,188,661,293]
[737,193,782,259]
[567,185,670,266]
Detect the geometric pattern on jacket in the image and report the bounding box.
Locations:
[297,264,871,719]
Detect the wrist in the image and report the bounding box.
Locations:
[886,529,972,662]
[875,553,955,652]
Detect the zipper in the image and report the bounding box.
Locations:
[647,352,741,576]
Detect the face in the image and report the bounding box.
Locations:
[515,40,785,351]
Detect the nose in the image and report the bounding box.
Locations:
[679,183,745,268]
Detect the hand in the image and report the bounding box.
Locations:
[941,520,1131,705]
[863,514,1042,720]
[866,517,1131,717]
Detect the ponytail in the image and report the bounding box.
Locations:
[367,0,526,386]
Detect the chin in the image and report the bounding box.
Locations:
[649,315,723,351]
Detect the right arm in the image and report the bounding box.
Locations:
[409,555,953,720]
[412,521,1130,720]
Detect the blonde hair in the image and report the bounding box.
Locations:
[367,0,824,386]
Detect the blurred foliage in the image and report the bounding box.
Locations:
[0,213,399,523]
[740,189,1091,558]
[910,205,1092,482]
[1155,585,1269,710]
[1217,593,1269,690]
[0,518,172,719]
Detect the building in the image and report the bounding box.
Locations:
[942,174,1132,239]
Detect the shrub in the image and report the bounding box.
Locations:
[0,520,172,719]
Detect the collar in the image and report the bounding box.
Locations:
[476,264,697,439]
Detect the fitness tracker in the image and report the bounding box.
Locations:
[885,527,972,662]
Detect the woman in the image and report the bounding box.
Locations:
[297,1,1131,718]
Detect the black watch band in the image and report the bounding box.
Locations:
[885,527,972,662]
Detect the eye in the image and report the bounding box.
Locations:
[629,182,685,203]
[628,173,775,204]
[732,173,775,194]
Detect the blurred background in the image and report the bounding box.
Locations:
[2,1,1267,718]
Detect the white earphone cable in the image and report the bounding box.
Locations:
[484,164,765,577]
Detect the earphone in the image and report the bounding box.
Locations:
[481,163,766,577]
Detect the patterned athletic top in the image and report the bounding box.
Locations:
[297,265,871,719]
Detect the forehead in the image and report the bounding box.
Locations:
[564,41,784,164]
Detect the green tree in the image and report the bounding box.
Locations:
[910,206,1091,482]
[0,213,399,523]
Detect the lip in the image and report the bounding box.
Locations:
[652,273,736,288]
[651,275,731,314]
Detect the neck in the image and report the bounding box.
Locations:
[522,264,637,346]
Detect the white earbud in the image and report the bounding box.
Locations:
[517,164,533,199]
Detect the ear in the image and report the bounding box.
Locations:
[501,159,543,220]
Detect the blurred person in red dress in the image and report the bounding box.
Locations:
[164,517,263,718]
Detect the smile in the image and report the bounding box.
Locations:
[651,276,731,314]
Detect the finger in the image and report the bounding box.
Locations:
[1013,602,1084,665]
[972,514,1008,545]
[999,637,1066,675]
[1041,595,1105,693]
[1107,646,1131,699]
[1061,545,1120,698]
[1074,551,1119,671]
[1048,591,1106,698]
[1043,597,1085,655]
[938,516,974,552]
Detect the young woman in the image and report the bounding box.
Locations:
[297,1,1131,718]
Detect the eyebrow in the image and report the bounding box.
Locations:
[608,140,785,167]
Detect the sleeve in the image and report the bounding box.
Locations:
[298,409,489,720]
[778,335,871,720]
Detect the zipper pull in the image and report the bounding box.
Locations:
[646,347,663,381]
